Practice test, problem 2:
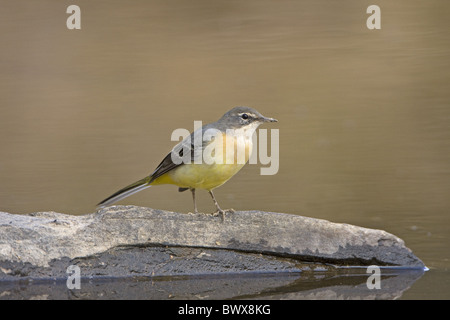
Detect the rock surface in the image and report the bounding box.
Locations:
[0,205,425,280]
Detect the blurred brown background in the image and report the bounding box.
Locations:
[0,0,449,298]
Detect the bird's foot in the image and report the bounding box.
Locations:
[212,208,235,222]
[212,209,223,222]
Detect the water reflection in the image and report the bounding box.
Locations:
[0,269,424,300]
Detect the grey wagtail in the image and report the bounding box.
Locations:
[97,106,277,214]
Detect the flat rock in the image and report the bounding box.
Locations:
[0,205,425,280]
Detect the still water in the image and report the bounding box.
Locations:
[0,0,449,299]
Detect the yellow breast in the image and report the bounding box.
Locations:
[154,133,253,190]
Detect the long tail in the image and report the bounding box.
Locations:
[97,176,151,208]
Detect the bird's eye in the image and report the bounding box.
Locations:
[241,113,249,120]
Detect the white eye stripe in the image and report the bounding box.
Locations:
[239,113,254,118]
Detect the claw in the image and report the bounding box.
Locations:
[211,209,225,222]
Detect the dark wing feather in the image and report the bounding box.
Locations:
[148,134,196,183]
[148,124,218,183]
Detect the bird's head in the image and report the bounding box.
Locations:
[218,106,277,131]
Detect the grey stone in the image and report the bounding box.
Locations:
[0,205,425,280]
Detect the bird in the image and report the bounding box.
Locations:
[97,106,277,216]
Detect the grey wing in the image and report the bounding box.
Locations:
[148,128,211,183]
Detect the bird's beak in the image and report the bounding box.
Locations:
[261,116,278,123]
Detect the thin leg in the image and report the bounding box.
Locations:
[208,190,224,214]
[190,188,198,214]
